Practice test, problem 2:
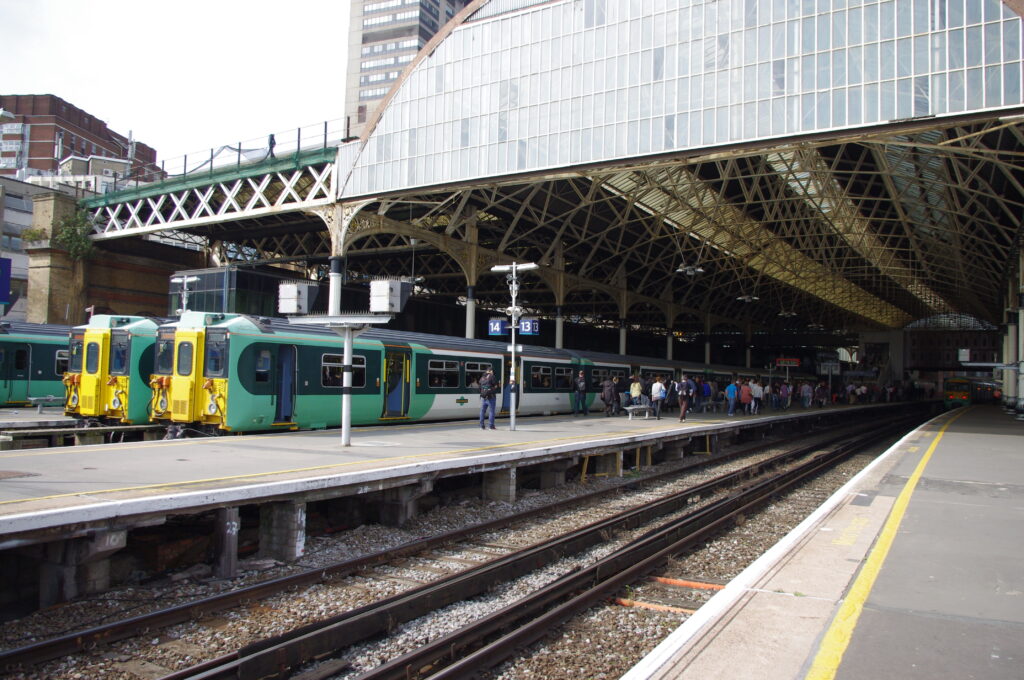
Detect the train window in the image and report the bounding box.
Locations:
[611,368,626,381]
[85,343,99,374]
[321,354,366,388]
[68,334,84,372]
[154,334,175,375]
[590,368,609,389]
[204,333,228,378]
[254,349,271,383]
[554,366,573,389]
[55,350,69,375]
[109,332,130,375]
[428,360,458,388]
[464,362,491,389]
[531,365,552,389]
[177,342,194,377]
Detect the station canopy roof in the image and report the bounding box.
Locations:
[141,1,1024,337]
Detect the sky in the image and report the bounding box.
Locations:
[0,0,351,162]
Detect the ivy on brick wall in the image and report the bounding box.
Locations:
[52,210,95,261]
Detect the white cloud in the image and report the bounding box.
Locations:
[0,0,350,161]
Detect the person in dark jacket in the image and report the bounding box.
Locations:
[573,370,589,416]
[600,376,618,416]
[478,368,498,429]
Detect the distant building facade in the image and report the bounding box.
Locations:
[344,0,471,139]
[0,94,157,180]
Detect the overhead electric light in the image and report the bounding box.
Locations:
[736,294,759,302]
[676,263,705,276]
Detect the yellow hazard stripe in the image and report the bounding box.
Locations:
[804,406,970,680]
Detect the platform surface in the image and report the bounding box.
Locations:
[0,404,882,538]
[624,405,1024,680]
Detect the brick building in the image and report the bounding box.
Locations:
[0,94,156,180]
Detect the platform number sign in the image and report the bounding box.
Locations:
[518,318,539,335]
[488,319,508,335]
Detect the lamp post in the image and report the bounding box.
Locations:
[171,275,199,313]
[490,261,538,431]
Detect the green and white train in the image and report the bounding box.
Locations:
[138,311,791,435]
[0,321,69,407]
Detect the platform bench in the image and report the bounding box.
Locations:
[27,395,64,413]
[623,405,654,420]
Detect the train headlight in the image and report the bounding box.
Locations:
[208,400,218,415]
[158,396,168,411]
[69,392,78,407]
[111,396,121,409]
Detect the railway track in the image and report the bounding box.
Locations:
[0,412,921,679]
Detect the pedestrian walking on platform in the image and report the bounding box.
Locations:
[725,379,739,416]
[650,376,666,419]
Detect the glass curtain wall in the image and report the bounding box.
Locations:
[344,0,1023,198]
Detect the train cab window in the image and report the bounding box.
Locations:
[464,362,491,389]
[109,331,130,375]
[321,354,366,388]
[531,365,552,389]
[554,367,573,389]
[177,342,194,377]
[85,343,99,374]
[427,360,458,388]
[69,334,84,372]
[154,333,175,375]
[204,332,228,378]
[55,350,69,375]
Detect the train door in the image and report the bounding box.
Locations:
[169,332,200,422]
[3,343,30,403]
[275,345,296,423]
[382,349,410,418]
[78,335,105,416]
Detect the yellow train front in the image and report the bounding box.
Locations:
[64,315,159,424]
[149,312,231,434]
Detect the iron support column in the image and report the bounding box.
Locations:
[465,285,476,339]
[619,319,627,355]
[555,306,564,349]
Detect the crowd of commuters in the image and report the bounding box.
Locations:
[483,367,919,427]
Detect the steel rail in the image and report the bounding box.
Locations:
[157,413,922,680]
[1,432,784,671]
[365,419,912,680]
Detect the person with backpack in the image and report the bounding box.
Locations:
[478,367,499,430]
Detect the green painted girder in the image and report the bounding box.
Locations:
[80,147,338,209]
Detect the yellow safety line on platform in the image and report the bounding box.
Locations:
[0,424,677,506]
[803,406,970,680]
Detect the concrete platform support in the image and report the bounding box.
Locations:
[663,438,689,461]
[595,451,622,478]
[379,481,433,526]
[213,507,240,579]
[483,467,517,503]
[74,431,104,446]
[39,530,126,607]
[539,460,574,489]
[258,501,306,562]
